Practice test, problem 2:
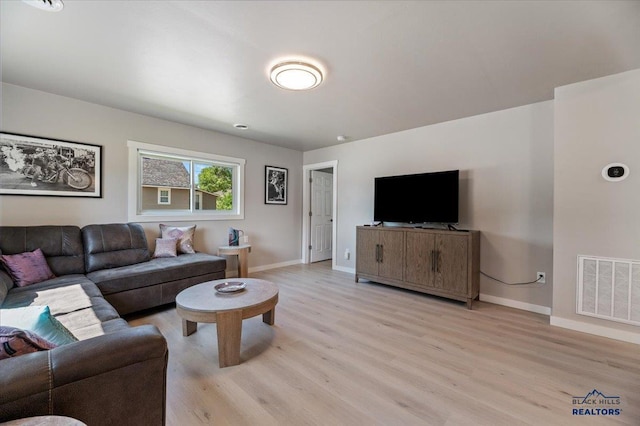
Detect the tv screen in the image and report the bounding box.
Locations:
[374,170,459,224]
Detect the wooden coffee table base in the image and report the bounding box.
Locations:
[176,279,279,368]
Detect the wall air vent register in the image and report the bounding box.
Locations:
[577,255,640,326]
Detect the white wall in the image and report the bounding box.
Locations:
[304,101,554,311]
[552,69,640,343]
[8,69,636,333]
[0,83,303,271]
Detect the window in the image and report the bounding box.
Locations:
[128,141,245,222]
[158,188,171,205]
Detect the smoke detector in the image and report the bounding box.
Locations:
[22,0,64,12]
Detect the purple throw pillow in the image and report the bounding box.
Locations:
[0,248,56,287]
[153,238,178,258]
[0,326,57,360]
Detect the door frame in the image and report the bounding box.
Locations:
[302,160,338,267]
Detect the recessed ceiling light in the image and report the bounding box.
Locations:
[233,123,249,130]
[22,0,64,12]
[270,61,323,91]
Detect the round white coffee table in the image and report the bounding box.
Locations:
[175,278,278,367]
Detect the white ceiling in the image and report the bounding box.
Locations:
[2,1,639,152]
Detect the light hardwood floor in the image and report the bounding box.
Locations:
[127,262,640,425]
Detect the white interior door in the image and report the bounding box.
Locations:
[310,170,333,263]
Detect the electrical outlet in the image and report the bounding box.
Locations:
[344,249,350,260]
[537,272,546,284]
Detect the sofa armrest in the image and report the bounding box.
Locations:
[0,325,167,426]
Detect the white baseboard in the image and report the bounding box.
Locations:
[233,259,352,276]
[334,265,355,274]
[479,293,551,315]
[247,259,303,274]
[550,316,640,345]
[309,269,551,316]
[250,259,355,275]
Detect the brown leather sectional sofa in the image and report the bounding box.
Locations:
[0,223,226,425]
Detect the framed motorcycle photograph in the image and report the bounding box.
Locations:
[0,133,102,198]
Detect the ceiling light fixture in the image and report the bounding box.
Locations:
[22,0,64,12]
[270,61,323,91]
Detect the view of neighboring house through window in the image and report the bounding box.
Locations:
[140,155,232,212]
[127,141,245,221]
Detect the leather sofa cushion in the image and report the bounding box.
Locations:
[2,275,103,313]
[70,317,130,341]
[87,253,226,295]
[2,275,121,338]
[82,223,151,273]
[0,226,85,276]
[53,298,122,336]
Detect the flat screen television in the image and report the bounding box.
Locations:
[374,169,459,224]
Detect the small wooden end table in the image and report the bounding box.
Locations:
[218,244,252,278]
[175,278,278,368]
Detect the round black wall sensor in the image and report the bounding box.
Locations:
[601,163,629,182]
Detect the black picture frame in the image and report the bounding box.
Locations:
[265,165,287,205]
[0,132,102,198]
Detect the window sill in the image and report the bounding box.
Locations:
[129,211,244,222]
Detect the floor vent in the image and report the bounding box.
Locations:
[577,255,640,326]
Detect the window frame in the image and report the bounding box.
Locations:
[127,140,245,222]
[157,187,171,205]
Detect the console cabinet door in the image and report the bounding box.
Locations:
[405,231,436,287]
[434,234,468,294]
[378,230,404,281]
[356,228,379,276]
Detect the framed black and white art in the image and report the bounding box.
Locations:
[0,132,102,198]
[265,165,287,205]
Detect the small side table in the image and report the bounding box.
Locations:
[218,244,252,278]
